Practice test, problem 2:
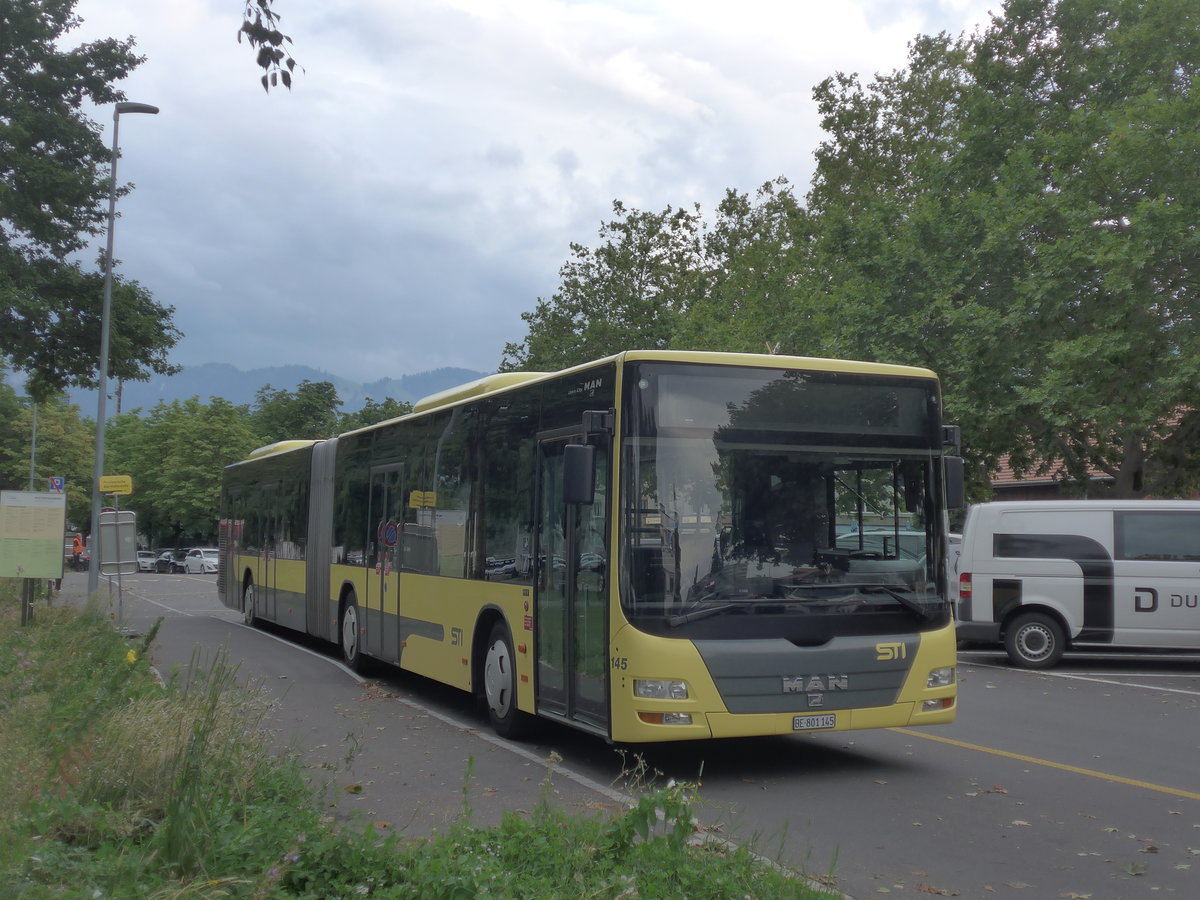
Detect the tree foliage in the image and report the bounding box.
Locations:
[252,380,342,443]
[0,0,181,400]
[673,178,814,355]
[808,0,1200,497]
[98,382,411,545]
[239,0,300,92]
[339,396,413,432]
[0,371,93,528]
[4,260,181,399]
[501,202,704,372]
[0,0,139,257]
[106,398,261,545]
[504,0,1200,498]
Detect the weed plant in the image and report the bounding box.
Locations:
[0,583,834,898]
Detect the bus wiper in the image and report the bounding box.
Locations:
[668,604,736,628]
[856,584,931,621]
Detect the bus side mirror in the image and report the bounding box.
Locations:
[944,456,965,510]
[563,444,595,505]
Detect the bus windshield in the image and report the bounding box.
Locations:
[621,362,950,638]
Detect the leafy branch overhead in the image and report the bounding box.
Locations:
[239,0,300,92]
[0,0,180,400]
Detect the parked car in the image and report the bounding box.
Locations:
[184,547,219,575]
[956,499,1200,668]
[136,550,157,572]
[155,549,188,573]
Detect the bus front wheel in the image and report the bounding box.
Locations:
[341,594,363,671]
[483,621,529,739]
[1004,611,1065,669]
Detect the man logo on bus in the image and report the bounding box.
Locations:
[782,674,849,693]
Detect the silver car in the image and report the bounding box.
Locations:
[184,547,219,574]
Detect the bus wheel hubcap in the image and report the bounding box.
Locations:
[484,639,511,716]
[343,606,359,657]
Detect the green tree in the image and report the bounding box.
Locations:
[0,393,94,529]
[805,0,1200,497]
[1,0,181,398]
[674,178,815,355]
[4,261,182,399]
[338,396,412,432]
[501,202,704,372]
[0,368,95,528]
[252,380,341,443]
[106,397,260,545]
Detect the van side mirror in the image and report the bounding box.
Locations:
[944,456,965,510]
[563,444,595,505]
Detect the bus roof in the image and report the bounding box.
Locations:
[409,350,937,416]
[333,350,941,439]
[412,371,548,414]
[242,440,321,461]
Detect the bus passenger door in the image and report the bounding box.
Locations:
[535,434,610,733]
[367,464,405,663]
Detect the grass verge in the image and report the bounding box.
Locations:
[0,581,837,898]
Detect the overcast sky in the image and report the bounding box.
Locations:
[69,0,996,384]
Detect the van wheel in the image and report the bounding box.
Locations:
[1005,612,1065,669]
[483,621,530,739]
[340,593,363,671]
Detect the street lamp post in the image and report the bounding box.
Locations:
[88,101,159,596]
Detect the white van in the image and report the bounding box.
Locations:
[955,500,1200,668]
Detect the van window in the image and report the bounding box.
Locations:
[1114,511,1200,561]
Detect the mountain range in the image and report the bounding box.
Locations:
[66,363,492,414]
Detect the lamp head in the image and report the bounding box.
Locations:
[114,102,159,117]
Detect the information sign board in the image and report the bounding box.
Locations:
[0,491,68,578]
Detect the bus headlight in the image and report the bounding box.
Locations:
[926,667,955,688]
[634,679,689,700]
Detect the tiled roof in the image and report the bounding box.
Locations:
[992,455,1110,487]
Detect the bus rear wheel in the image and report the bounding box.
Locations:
[483,621,529,739]
[341,593,363,671]
[1004,611,1065,669]
[242,578,258,627]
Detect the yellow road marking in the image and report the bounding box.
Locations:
[890,727,1200,801]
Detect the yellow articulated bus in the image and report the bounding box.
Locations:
[219,350,964,743]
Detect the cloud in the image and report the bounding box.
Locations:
[66,0,995,383]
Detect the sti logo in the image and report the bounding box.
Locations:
[876,642,907,661]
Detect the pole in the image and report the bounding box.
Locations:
[21,579,35,627]
[87,102,157,596]
[88,111,121,597]
[29,403,37,490]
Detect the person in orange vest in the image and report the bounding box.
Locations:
[72,535,83,571]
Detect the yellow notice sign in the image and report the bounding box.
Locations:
[98,475,133,495]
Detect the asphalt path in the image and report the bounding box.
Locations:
[58,571,1200,899]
